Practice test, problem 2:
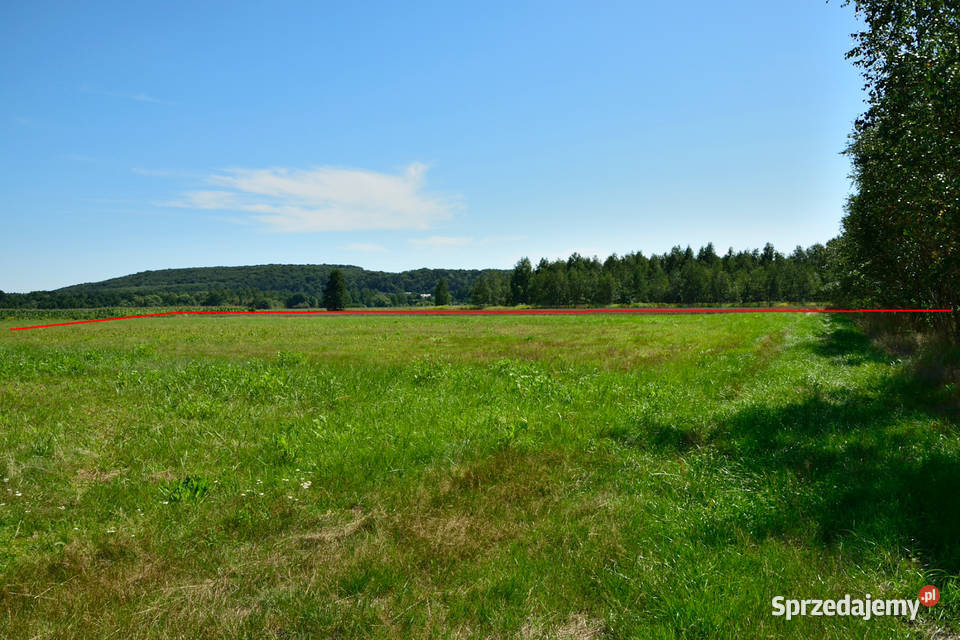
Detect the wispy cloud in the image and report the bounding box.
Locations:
[82,86,174,105]
[342,242,387,252]
[110,91,168,104]
[409,236,474,247]
[168,163,459,232]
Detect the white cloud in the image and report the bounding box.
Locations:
[84,87,173,105]
[169,163,458,232]
[409,236,474,247]
[342,243,387,252]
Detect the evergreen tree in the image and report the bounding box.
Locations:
[433,278,451,306]
[323,269,348,311]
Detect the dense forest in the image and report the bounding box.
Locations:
[474,242,832,307]
[0,241,834,309]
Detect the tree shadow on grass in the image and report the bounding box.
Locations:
[805,314,890,365]
[711,315,960,573]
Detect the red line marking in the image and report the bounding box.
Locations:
[6,308,953,331]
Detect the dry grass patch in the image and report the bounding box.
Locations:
[299,506,375,544]
[75,467,125,484]
[522,613,606,640]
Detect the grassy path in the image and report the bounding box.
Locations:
[0,313,956,638]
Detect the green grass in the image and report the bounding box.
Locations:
[0,313,957,638]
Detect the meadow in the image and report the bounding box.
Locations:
[0,312,957,639]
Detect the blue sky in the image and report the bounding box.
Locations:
[1,1,864,292]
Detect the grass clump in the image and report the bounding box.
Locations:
[164,476,211,504]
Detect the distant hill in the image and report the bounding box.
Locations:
[55,264,498,298]
[0,263,504,308]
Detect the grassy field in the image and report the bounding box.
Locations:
[0,312,957,638]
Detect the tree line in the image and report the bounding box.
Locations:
[0,242,835,310]
[468,243,833,307]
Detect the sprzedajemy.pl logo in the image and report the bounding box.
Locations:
[772,586,940,622]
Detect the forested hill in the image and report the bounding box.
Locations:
[54,264,371,293]
[55,264,498,300]
[38,264,502,308]
[1,242,836,309]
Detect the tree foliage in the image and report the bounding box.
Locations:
[323,270,347,311]
[509,258,532,305]
[838,0,959,332]
[497,245,832,307]
[433,278,451,306]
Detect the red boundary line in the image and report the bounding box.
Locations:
[6,308,953,331]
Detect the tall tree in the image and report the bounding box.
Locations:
[433,278,451,306]
[323,269,348,311]
[839,0,959,331]
[509,257,533,305]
